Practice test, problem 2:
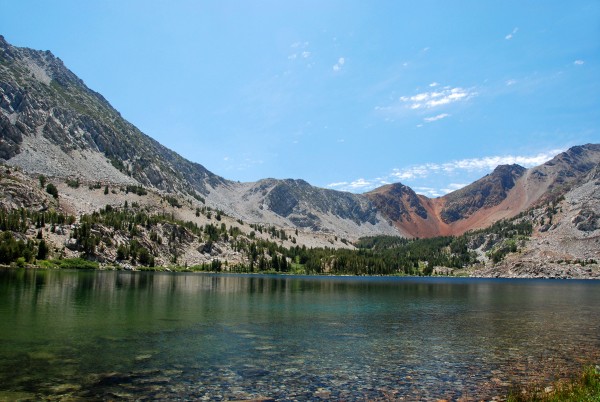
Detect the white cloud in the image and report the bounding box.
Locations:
[327,178,384,192]
[429,82,439,87]
[505,79,517,86]
[326,149,564,194]
[414,187,442,197]
[347,178,372,190]
[436,150,563,173]
[574,60,585,65]
[327,181,348,188]
[424,113,450,123]
[291,41,309,48]
[333,57,345,72]
[390,164,435,180]
[441,183,468,194]
[289,42,310,61]
[382,86,476,112]
[505,27,519,40]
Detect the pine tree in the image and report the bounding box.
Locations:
[37,240,48,260]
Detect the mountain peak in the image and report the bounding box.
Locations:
[366,182,428,223]
[440,162,527,223]
[545,144,600,172]
[492,163,526,174]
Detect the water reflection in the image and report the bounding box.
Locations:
[0,270,599,401]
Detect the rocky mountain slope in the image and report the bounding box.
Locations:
[0,36,396,239]
[472,161,600,278]
[0,36,225,198]
[366,145,600,238]
[440,164,526,223]
[0,165,358,268]
[1,36,599,278]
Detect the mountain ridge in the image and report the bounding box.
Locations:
[1,36,599,243]
[0,35,227,197]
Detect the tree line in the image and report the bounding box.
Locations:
[0,199,533,274]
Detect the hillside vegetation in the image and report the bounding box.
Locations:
[4,164,597,279]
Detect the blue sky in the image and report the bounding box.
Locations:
[1,1,599,196]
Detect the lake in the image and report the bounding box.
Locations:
[1,270,599,401]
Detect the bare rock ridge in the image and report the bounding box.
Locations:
[526,144,600,203]
[1,35,600,240]
[440,164,527,224]
[263,179,378,227]
[0,113,22,159]
[366,183,428,223]
[0,35,226,196]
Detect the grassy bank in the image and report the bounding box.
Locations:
[508,365,600,401]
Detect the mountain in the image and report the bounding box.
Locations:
[472,156,600,278]
[1,36,599,246]
[1,36,599,277]
[0,35,227,197]
[365,183,436,238]
[440,164,526,223]
[367,146,600,238]
[0,36,397,239]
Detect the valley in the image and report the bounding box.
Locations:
[1,35,599,278]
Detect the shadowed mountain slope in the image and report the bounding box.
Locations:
[0,35,226,197]
[440,164,527,224]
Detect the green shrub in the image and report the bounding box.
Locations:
[66,178,80,188]
[46,183,59,198]
[55,258,99,270]
[508,366,600,402]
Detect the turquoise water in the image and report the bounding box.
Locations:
[1,270,599,400]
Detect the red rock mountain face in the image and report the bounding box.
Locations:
[366,144,600,238]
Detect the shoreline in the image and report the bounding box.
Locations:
[3,261,600,280]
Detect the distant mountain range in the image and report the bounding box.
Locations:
[367,145,600,237]
[1,35,599,242]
